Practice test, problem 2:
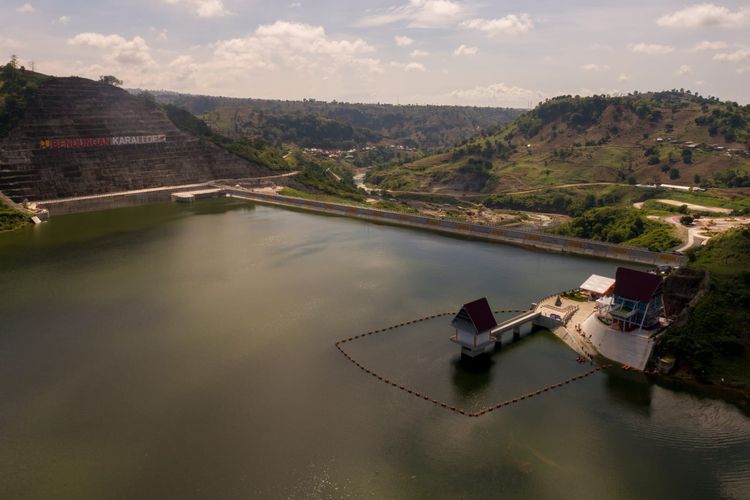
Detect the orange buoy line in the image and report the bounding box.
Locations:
[335,310,607,418]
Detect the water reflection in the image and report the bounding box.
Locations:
[450,355,493,404]
[602,367,654,414]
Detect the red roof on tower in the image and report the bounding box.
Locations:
[614,267,663,303]
[451,297,497,334]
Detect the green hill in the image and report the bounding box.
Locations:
[148,91,523,151]
[0,59,48,137]
[661,228,750,395]
[367,91,750,194]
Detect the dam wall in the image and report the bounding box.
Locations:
[224,188,687,267]
[0,77,271,203]
[35,183,214,216]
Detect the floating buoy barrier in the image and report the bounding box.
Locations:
[335,310,604,418]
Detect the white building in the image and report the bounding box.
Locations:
[450,297,498,358]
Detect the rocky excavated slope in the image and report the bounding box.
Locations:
[0,77,271,202]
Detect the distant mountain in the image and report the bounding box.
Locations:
[145,91,523,151]
[366,91,750,194]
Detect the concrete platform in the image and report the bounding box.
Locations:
[171,188,225,203]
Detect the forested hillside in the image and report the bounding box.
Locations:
[147,91,522,150]
[662,228,750,393]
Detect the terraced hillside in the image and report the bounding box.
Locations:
[0,76,272,202]
[367,91,750,195]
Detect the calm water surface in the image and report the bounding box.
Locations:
[0,199,748,499]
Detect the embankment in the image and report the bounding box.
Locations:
[223,187,687,267]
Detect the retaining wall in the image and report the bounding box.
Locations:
[0,77,271,202]
[224,188,687,267]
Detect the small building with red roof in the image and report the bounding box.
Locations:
[609,267,665,331]
[450,297,498,358]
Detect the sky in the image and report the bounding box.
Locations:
[1,1,749,107]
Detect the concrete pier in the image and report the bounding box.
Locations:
[171,188,224,203]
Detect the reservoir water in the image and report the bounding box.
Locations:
[1,199,748,499]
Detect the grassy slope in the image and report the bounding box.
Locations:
[368,91,750,194]
[661,228,750,390]
[0,198,29,232]
[161,102,289,171]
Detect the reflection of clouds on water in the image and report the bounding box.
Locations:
[2,200,748,499]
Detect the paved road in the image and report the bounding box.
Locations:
[382,182,626,200]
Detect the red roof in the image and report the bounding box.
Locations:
[451,297,497,333]
[614,267,663,303]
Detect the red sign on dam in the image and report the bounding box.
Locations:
[39,134,167,149]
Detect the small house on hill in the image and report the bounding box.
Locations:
[610,267,664,331]
[450,297,498,357]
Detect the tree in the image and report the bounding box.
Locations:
[680,215,694,226]
[98,75,123,86]
[682,148,693,164]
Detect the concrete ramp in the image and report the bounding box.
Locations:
[583,315,655,370]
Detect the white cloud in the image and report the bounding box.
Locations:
[358,0,464,28]
[690,40,728,51]
[68,32,156,67]
[581,63,608,71]
[657,3,748,28]
[713,48,750,62]
[676,64,693,75]
[630,43,674,55]
[410,49,429,57]
[0,37,22,49]
[390,61,426,72]
[289,2,302,7]
[394,35,414,46]
[617,73,631,82]
[449,82,540,106]
[163,0,230,18]
[461,14,533,36]
[738,66,750,74]
[453,44,478,56]
[16,3,34,13]
[55,15,71,25]
[211,21,382,74]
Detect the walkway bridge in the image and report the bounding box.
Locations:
[490,309,540,343]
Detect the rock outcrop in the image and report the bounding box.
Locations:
[0,77,271,202]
